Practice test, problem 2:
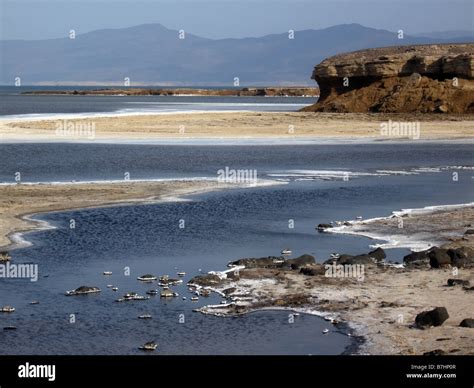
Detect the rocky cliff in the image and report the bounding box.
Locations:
[302,44,474,113]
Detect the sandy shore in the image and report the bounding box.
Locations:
[327,204,474,251]
[0,179,238,250]
[189,205,474,355]
[1,112,474,141]
[191,263,474,355]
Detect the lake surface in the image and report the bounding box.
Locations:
[0,86,314,117]
[0,142,473,354]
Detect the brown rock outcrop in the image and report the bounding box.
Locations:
[303,44,474,113]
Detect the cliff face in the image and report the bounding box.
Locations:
[303,44,474,113]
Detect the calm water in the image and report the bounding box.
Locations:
[0,142,473,354]
[1,142,473,183]
[0,86,314,117]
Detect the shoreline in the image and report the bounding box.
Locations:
[20,87,319,97]
[326,202,474,251]
[0,178,282,251]
[1,177,473,355]
[3,137,474,147]
[188,203,474,355]
[1,181,208,251]
[1,111,474,142]
[191,259,474,355]
[200,305,364,353]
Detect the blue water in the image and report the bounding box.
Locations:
[0,86,314,117]
[0,142,473,354]
[0,142,472,183]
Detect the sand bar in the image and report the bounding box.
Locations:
[0,179,238,250]
[1,112,474,141]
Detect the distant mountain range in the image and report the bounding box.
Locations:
[1,23,472,86]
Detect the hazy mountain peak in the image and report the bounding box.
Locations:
[1,23,472,85]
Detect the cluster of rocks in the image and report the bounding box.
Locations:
[404,246,474,268]
[190,249,388,287]
[324,247,386,266]
[228,254,315,270]
[188,247,474,356]
[295,248,387,277]
[188,273,224,288]
[190,248,390,288]
[302,44,474,113]
[230,250,387,271]
[189,254,317,287]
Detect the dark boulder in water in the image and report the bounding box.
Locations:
[65,286,101,296]
[137,274,157,281]
[316,224,333,231]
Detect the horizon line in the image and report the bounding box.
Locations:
[2,22,473,43]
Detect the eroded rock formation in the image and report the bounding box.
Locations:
[303,44,474,113]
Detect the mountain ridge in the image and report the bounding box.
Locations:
[1,23,473,85]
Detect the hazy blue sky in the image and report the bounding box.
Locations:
[1,0,473,40]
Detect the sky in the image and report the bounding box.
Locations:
[1,0,473,41]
